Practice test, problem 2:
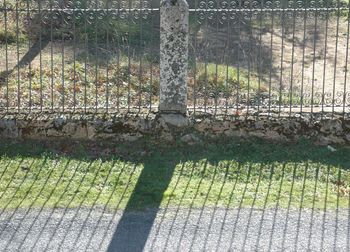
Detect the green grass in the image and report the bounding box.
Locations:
[194,63,266,93]
[0,138,349,211]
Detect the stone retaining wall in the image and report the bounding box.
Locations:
[0,113,350,145]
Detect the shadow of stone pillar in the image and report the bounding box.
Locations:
[106,156,177,252]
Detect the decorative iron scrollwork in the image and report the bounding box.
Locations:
[195,0,348,24]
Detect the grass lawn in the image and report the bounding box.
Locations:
[0,138,349,212]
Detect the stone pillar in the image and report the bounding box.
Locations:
[159,0,189,115]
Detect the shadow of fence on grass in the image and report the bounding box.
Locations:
[0,139,349,251]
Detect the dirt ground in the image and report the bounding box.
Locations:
[265,15,350,99]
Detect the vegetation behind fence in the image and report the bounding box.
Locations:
[0,0,350,116]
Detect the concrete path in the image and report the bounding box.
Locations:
[0,207,349,252]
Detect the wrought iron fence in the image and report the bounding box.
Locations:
[0,0,350,116]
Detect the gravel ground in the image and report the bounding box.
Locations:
[0,207,349,252]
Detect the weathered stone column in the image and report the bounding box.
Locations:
[159,0,189,115]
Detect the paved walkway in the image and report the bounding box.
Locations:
[0,207,349,251]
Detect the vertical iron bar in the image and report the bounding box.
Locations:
[225,10,230,115]
[236,2,241,116]
[148,3,156,112]
[149,28,152,113]
[72,7,77,111]
[289,6,296,117]
[95,1,99,113]
[311,4,319,115]
[116,0,121,112]
[321,2,330,117]
[246,0,253,117]
[268,2,275,118]
[115,1,120,112]
[106,1,110,113]
[193,0,198,115]
[26,0,32,112]
[61,5,65,112]
[84,7,88,113]
[138,0,143,112]
[16,0,20,112]
[127,0,131,112]
[332,0,341,117]
[39,0,43,111]
[139,2,143,111]
[256,0,263,117]
[204,2,208,114]
[278,7,285,116]
[50,0,54,111]
[116,21,120,112]
[214,0,219,116]
[4,0,9,112]
[300,1,308,116]
[343,1,350,117]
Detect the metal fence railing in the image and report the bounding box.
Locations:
[1,0,350,116]
[0,0,161,114]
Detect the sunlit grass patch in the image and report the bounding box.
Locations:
[0,139,349,211]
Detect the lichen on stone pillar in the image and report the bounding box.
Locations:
[159,0,189,115]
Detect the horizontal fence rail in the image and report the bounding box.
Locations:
[0,0,350,117]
